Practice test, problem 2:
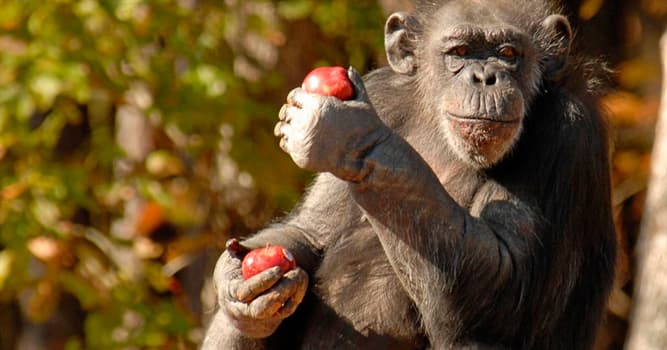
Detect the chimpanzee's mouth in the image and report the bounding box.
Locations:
[447,113,521,125]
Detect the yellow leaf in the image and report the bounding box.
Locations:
[602,91,659,126]
[2,182,26,200]
[0,250,14,290]
[579,0,605,20]
[617,58,662,89]
[642,0,667,17]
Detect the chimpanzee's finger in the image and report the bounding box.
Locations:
[276,121,291,153]
[274,121,285,138]
[274,298,299,319]
[286,88,305,108]
[288,87,325,111]
[234,266,284,302]
[279,134,289,153]
[248,273,302,318]
[274,268,309,318]
[280,104,299,124]
[279,103,289,121]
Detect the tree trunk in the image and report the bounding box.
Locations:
[625,30,667,350]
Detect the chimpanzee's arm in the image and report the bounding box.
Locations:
[201,310,266,350]
[348,130,543,345]
[241,173,362,274]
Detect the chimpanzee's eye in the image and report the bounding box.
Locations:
[498,46,519,59]
[449,45,470,57]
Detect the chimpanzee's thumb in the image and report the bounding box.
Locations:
[225,238,249,258]
[347,66,370,103]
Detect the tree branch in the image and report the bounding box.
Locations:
[626,30,667,350]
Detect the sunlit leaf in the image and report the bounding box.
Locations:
[145,150,185,178]
[27,236,61,261]
[29,74,61,108]
[135,201,165,235]
[0,250,14,290]
[31,198,61,228]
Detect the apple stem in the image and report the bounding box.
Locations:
[226,238,239,252]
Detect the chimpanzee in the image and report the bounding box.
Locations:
[202,0,616,349]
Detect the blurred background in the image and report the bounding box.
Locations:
[0,0,664,349]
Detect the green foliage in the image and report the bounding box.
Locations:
[0,0,386,347]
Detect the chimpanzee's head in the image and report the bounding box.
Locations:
[385,0,572,168]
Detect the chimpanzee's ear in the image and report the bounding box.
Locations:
[541,14,573,77]
[385,12,419,75]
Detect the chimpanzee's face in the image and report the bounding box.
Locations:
[416,1,543,168]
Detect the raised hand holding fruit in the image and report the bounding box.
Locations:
[276,66,388,180]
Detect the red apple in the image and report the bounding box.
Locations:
[241,244,297,279]
[302,66,354,100]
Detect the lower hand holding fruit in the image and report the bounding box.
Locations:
[213,239,309,339]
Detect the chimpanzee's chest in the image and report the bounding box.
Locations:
[270,225,428,349]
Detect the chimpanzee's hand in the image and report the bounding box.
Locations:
[275,67,392,182]
[213,239,308,339]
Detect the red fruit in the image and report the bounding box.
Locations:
[302,66,354,100]
[241,244,297,279]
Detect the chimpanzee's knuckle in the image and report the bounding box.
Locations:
[224,300,248,320]
[279,137,289,154]
[282,269,299,280]
[278,104,286,120]
[275,300,298,319]
[235,284,255,302]
[265,292,293,314]
[294,272,307,285]
[255,265,284,282]
[237,267,283,302]
[286,88,299,105]
[221,281,236,301]
[284,268,309,285]
[250,299,279,319]
[213,251,237,278]
[275,278,298,296]
[273,122,283,137]
[295,266,308,275]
